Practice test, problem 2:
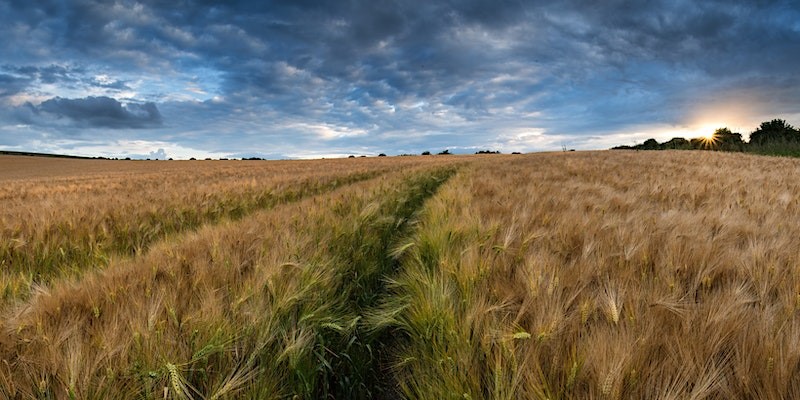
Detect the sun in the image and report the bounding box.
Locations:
[695,123,725,146]
[700,130,717,146]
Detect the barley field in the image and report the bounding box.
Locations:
[1,151,800,399]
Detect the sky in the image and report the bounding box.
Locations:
[1,0,799,159]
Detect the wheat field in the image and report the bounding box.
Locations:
[1,151,800,398]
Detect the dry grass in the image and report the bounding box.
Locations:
[0,156,451,301]
[386,150,800,399]
[0,155,459,398]
[4,150,800,398]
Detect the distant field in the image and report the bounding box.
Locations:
[2,151,800,399]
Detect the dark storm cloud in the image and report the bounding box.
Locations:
[32,96,162,129]
[1,0,799,157]
[0,74,31,98]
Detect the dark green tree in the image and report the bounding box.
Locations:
[662,137,690,150]
[713,128,744,151]
[689,138,706,149]
[749,119,799,145]
[641,138,660,150]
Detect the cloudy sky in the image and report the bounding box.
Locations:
[1,0,799,159]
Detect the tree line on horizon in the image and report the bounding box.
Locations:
[612,119,800,156]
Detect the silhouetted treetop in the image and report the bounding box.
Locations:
[749,119,799,145]
[713,128,744,151]
[662,137,690,150]
[642,138,660,150]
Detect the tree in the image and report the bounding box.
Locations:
[378,153,386,157]
[641,138,660,150]
[437,149,451,155]
[713,128,744,151]
[749,119,799,145]
[662,137,690,150]
[421,151,431,155]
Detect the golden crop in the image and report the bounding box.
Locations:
[0,155,451,301]
[1,151,799,398]
[389,151,800,398]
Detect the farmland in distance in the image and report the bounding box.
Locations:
[1,151,800,399]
